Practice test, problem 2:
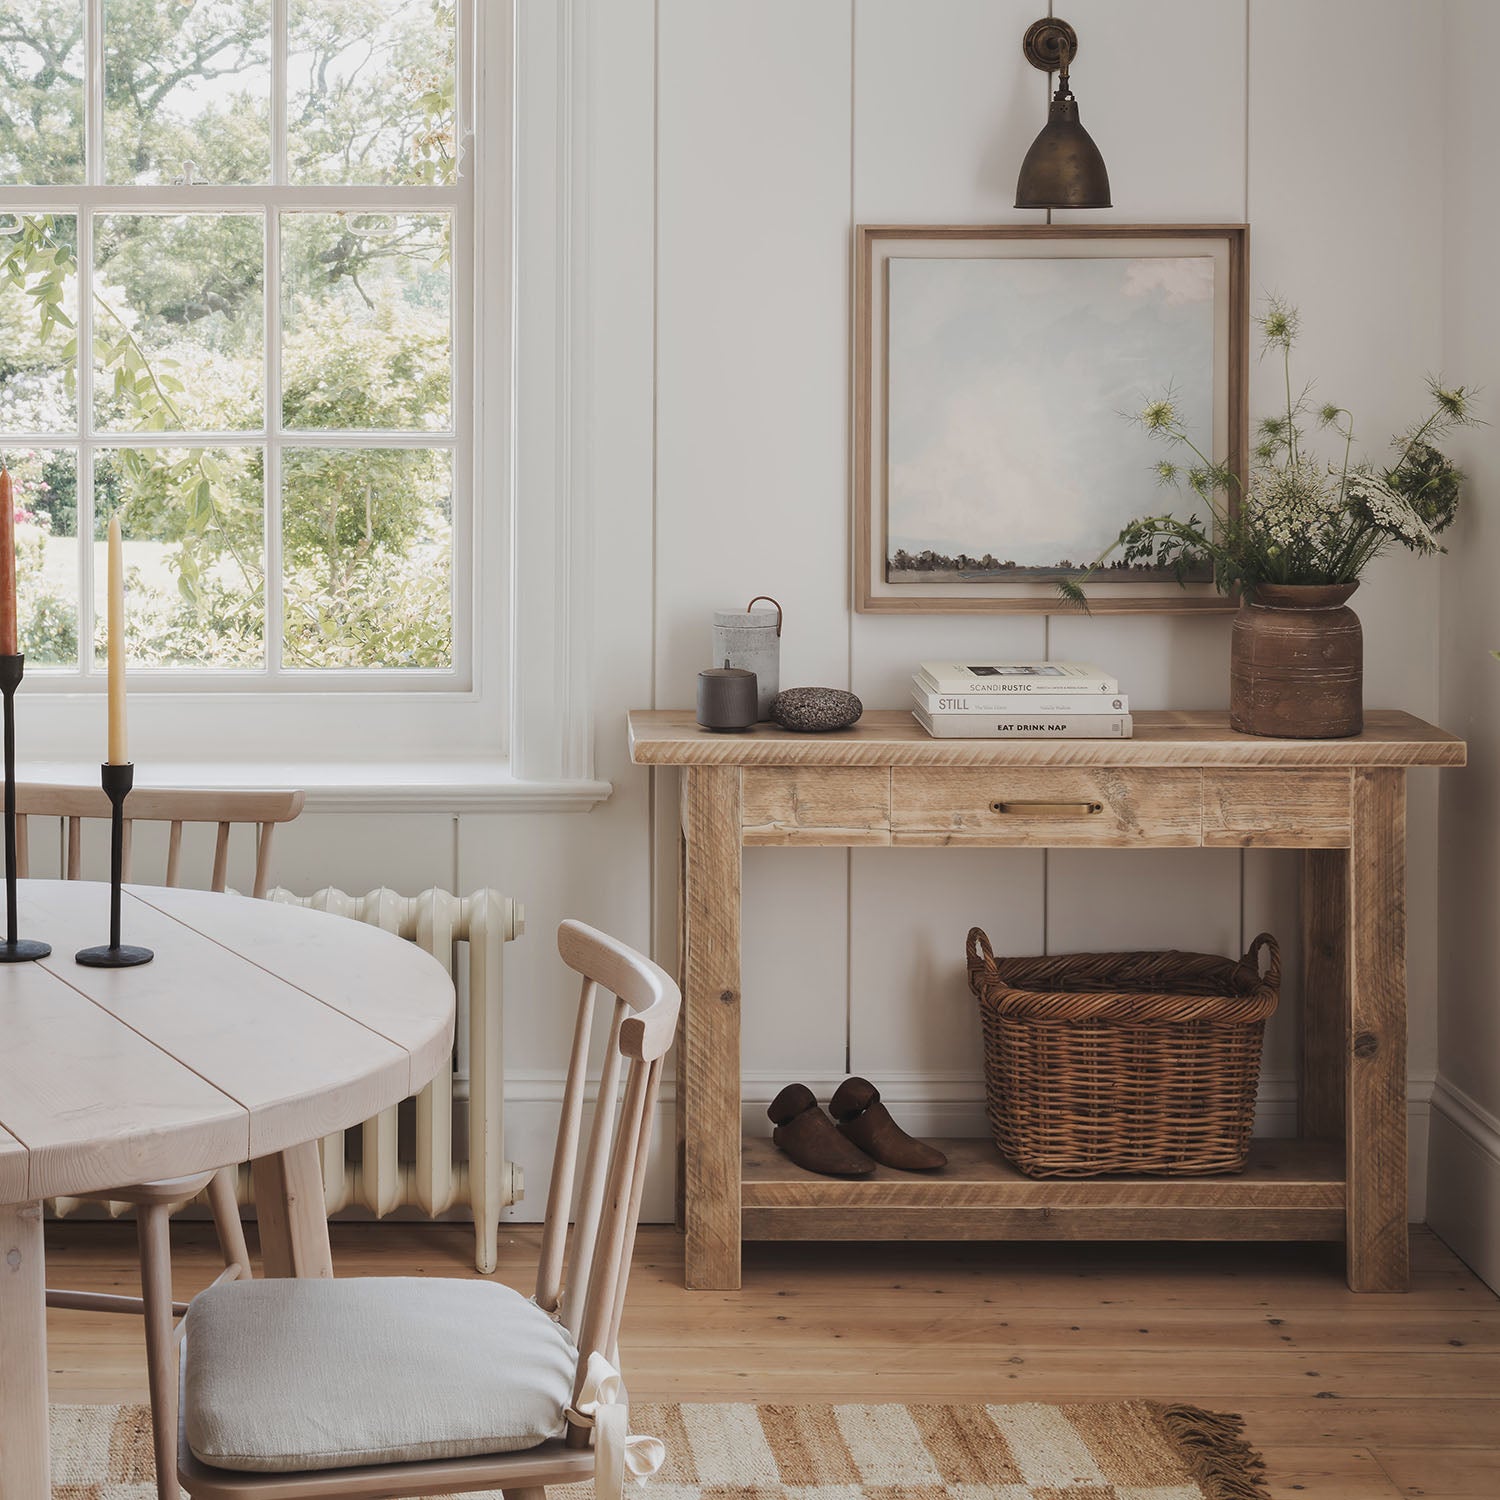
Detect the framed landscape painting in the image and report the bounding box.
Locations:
[853,224,1248,613]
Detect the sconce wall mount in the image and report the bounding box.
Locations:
[1015,16,1112,211]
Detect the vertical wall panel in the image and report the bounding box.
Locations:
[1248,0,1445,1125]
[655,0,853,700]
[1063,0,1247,224]
[655,1,855,1077]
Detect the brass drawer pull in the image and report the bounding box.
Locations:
[991,799,1104,817]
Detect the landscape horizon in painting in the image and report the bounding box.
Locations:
[884,254,1215,582]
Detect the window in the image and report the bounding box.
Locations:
[0,0,474,690]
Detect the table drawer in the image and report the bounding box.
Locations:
[742,767,891,845]
[1202,769,1352,846]
[891,767,1201,846]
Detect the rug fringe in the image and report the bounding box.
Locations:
[1149,1402,1268,1499]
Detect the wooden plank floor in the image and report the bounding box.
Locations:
[43,1221,1500,1499]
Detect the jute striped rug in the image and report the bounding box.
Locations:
[50,1402,1266,1500]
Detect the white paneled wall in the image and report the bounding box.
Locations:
[267,1,1454,1224]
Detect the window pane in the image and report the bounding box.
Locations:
[2,445,78,666]
[281,212,450,431]
[0,213,78,432]
[93,213,264,433]
[0,1,84,185]
[95,446,264,667]
[282,447,451,669]
[287,0,457,186]
[103,0,271,185]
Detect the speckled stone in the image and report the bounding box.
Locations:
[772,687,863,733]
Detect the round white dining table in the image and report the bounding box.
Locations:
[0,879,456,1500]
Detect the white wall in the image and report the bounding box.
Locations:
[1431,0,1500,1290]
[269,0,1456,1229]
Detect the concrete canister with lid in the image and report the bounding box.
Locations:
[711,596,781,721]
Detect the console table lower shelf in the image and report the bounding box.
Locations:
[741,1136,1345,1242]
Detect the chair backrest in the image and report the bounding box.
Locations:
[534,919,679,1414]
[14,784,306,899]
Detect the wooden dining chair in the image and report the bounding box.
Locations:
[175,918,678,1500]
[28,783,306,1500]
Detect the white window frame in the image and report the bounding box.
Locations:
[0,0,546,783]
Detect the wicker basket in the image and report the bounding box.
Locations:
[965,928,1280,1178]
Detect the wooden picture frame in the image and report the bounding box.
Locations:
[853,224,1249,615]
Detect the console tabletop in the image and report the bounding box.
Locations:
[629,707,1465,767]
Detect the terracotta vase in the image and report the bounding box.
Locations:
[1229,582,1363,739]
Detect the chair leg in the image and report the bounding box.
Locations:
[206,1167,252,1281]
[137,1204,180,1500]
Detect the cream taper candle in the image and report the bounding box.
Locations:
[106,513,127,765]
[0,466,16,657]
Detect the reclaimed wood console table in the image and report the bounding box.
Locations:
[629,708,1466,1292]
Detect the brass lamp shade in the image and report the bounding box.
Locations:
[1015,93,1112,209]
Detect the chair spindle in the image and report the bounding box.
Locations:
[210,821,231,893]
[535,977,598,1315]
[165,821,184,887]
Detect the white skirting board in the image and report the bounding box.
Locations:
[1427,1076,1500,1294]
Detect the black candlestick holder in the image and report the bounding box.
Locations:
[75,761,152,968]
[0,653,49,962]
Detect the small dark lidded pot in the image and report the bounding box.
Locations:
[772,687,863,733]
[697,665,758,732]
[1230,582,1363,738]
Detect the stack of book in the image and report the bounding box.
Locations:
[910,661,1131,739]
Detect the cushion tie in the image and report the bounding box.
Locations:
[566,1351,664,1499]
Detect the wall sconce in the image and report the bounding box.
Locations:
[1015,18,1112,210]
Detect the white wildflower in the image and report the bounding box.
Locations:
[1345,469,1440,554]
[1247,460,1338,549]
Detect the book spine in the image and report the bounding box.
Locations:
[917,674,1119,696]
[915,713,1133,739]
[914,688,1128,714]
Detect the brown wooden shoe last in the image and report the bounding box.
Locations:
[829,1076,948,1171]
[768,1083,876,1177]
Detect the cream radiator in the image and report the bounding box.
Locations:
[264,886,525,1274]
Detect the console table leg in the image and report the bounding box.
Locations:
[680,765,743,1290]
[1301,849,1348,1139]
[1345,768,1408,1292]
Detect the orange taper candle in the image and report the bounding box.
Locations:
[0,467,16,656]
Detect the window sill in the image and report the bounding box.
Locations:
[20,760,614,816]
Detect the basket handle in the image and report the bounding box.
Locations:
[1244,931,1281,990]
[966,926,998,974]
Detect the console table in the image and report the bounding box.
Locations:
[629,708,1466,1292]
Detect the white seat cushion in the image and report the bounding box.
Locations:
[183,1278,577,1473]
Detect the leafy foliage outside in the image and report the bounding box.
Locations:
[1058,298,1481,610]
[0,0,458,671]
